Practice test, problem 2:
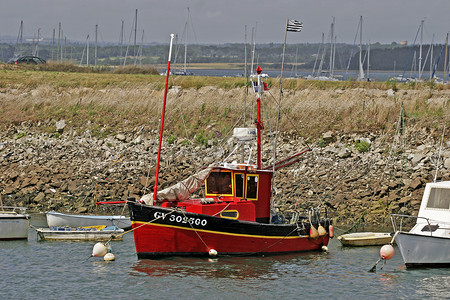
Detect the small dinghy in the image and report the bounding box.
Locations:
[337,232,393,246]
[35,225,124,241]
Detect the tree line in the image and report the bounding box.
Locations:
[1,41,448,73]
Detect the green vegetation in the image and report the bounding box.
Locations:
[354,140,371,153]
[167,135,177,144]
[15,132,26,139]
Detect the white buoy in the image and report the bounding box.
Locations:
[104,253,116,261]
[92,242,108,257]
[321,245,329,252]
[208,249,218,257]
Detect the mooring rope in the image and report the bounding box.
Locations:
[179,209,210,250]
[109,206,178,241]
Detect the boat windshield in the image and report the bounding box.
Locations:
[205,171,233,195]
[426,187,450,210]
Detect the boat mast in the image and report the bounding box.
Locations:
[86,34,90,67]
[14,20,23,57]
[119,20,124,65]
[95,24,98,68]
[444,33,449,84]
[255,66,264,169]
[153,34,175,202]
[184,8,190,74]
[250,24,257,76]
[134,9,138,59]
[367,41,370,80]
[418,20,424,80]
[329,17,334,78]
[358,16,365,81]
[430,34,434,81]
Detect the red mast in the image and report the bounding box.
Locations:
[255,66,264,169]
[153,34,175,202]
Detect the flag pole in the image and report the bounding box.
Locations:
[280,18,289,96]
[271,19,288,221]
[153,33,175,202]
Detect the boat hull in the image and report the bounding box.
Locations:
[36,228,124,241]
[128,202,329,258]
[395,232,450,268]
[0,214,29,240]
[337,232,393,246]
[46,211,131,230]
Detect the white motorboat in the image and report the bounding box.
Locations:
[46,211,131,230]
[337,232,393,246]
[0,206,29,240]
[391,181,450,268]
[36,225,124,241]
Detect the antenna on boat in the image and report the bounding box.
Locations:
[153,33,175,202]
[434,125,446,183]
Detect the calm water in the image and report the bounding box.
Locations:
[169,69,400,81]
[1,215,448,299]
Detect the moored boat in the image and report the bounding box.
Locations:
[35,225,124,241]
[390,181,450,268]
[46,211,131,230]
[128,35,333,258]
[0,206,29,240]
[337,232,393,246]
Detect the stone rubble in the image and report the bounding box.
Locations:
[1,122,447,228]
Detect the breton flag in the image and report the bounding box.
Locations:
[287,19,303,32]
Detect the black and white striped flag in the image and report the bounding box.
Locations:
[286,19,303,32]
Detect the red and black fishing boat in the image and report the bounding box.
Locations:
[128,34,333,258]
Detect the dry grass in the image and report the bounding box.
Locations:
[0,67,449,142]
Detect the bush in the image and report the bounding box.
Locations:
[194,132,208,145]
[354,140,370,152]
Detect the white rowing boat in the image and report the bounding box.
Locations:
[35,225,124,241]
[46,211,131,230]
[337,232,393,246]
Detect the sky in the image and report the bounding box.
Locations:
[1,0,449,45]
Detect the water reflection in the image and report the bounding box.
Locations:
[132,251,330,279]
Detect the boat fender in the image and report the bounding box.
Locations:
[328,225,334,238]
[318,224,327,237]
[321,245,328,252]
[104,253,116,261]
[92,242,108,257]
[380,244,395,260]
[310,225,319,239]
[308,209,319,239]
[208,249,218,257]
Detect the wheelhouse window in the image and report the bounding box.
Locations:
[427,188,450,209]
[235,173,244,198]
[246,175,258,200]
[205,171,233,196]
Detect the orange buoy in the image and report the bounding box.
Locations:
[310,225,319,239]
[328,224,334,238]
[318,224,327,237]
[380,244,395,260]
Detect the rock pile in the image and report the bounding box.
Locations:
[1,120,448,228]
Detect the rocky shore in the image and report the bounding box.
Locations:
[1,83,449,228]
